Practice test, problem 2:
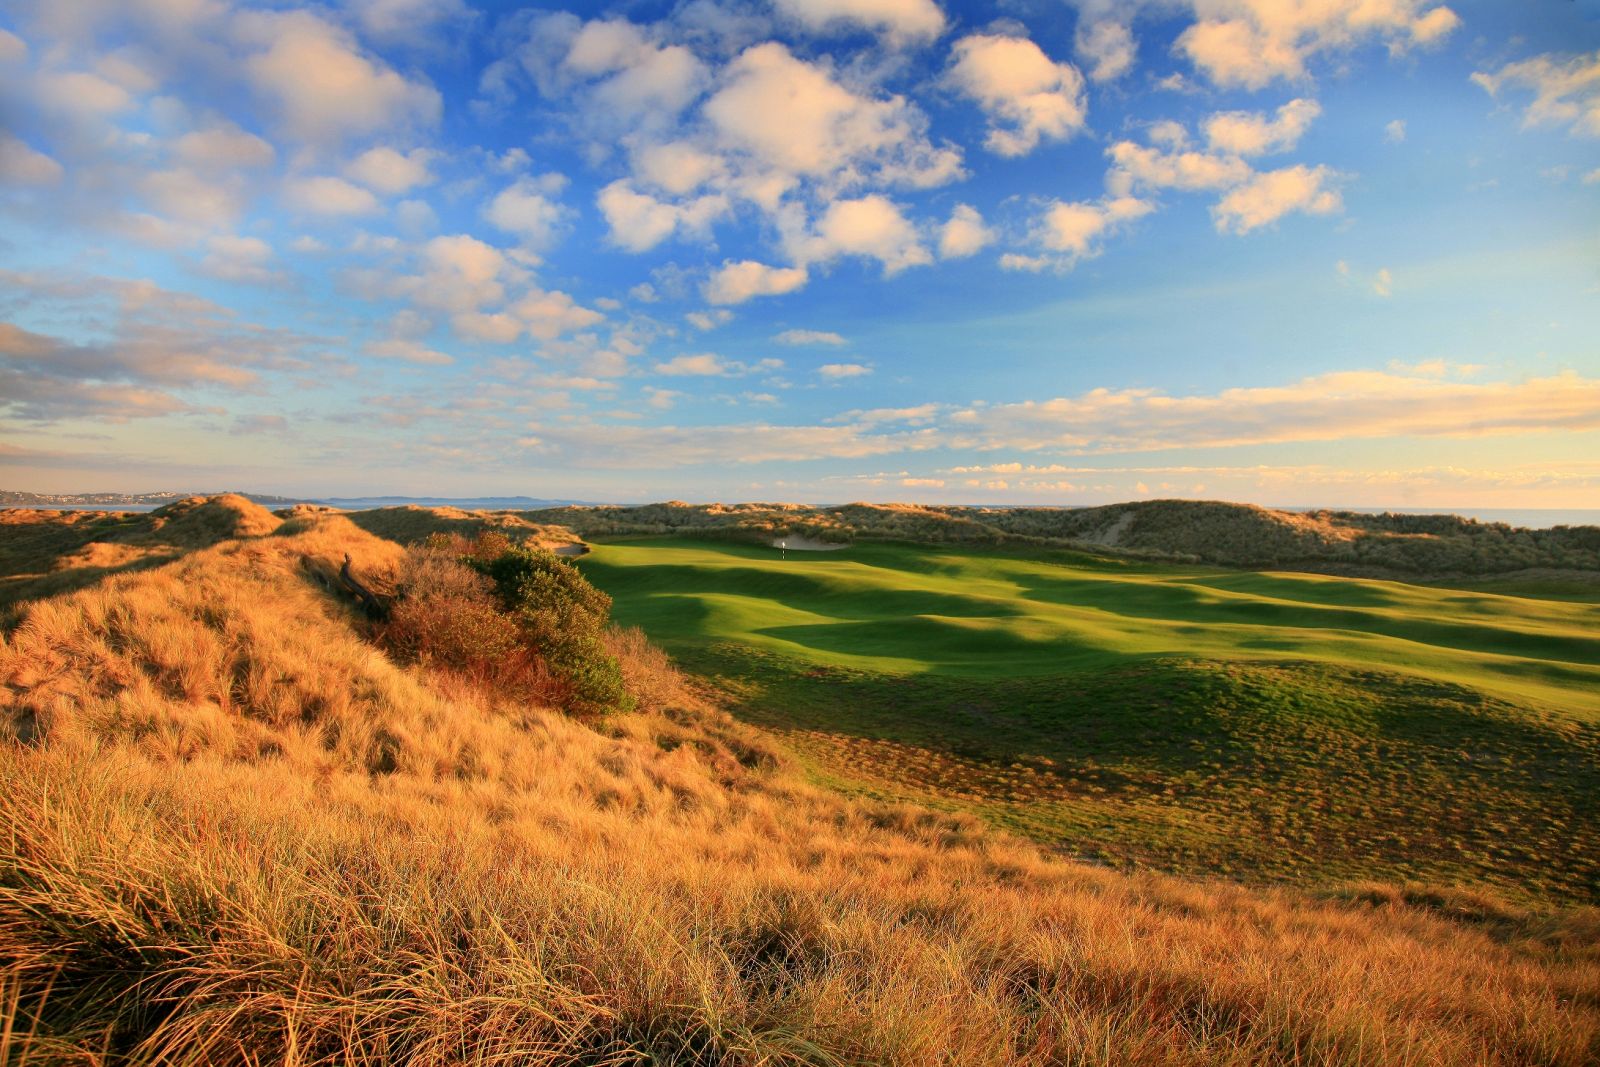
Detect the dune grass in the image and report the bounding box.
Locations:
[2,504,1598,1063]
[580,539,1600,900]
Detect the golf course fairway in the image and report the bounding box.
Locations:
[581,538,1600,901]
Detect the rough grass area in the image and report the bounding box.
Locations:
[581,539,1600,902]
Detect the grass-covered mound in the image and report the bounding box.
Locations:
[581,539,1600,902]
[1,501,1596,1063]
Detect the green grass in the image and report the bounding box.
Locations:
[581,539,1600,901]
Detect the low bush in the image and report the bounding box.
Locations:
[385,533,632,716]
[467,543,633,716]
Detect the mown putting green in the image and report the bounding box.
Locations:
[583,539,1600,901]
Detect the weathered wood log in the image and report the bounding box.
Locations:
[338,553,386,618]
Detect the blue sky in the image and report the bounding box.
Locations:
[1,0,1597,506]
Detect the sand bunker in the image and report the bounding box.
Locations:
[771,536,849,552]
[551,543,589,557]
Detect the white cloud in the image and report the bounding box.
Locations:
[1385,119,1407,143]
[563,18,709,125]
[1075,18,1135,83]
[632,141,726,196]
[795,194,931,274]
[345,146,435,194]
[199,234,281,285]
[174,122,275,171]
[509,289,604,341]
[363,338,453,365]
[141,168,244,228]
[774,329,846,346]
[705,259,809,305]
[653,353,782,377]
[1106,140,1251,195]
[771,0,946,45]
[348,0,473,48]
[1177,0,1459,89]
[687,309,734,330]
[1212,164,1342,234]
[596,180,727,252]
[0,135,63,186]
[0,29,26,63]
[485,177,573,254]
[938,204,994,259]
[819,362,872,379]
[704,41,961,191]
[237,9,441,143]
[284,175,380,216]
[412,234,510,313]
[949,33,1087,157]
[1372,268,1393,298]
[1010,196,1152,269]
[1203,99,1321,157]
[655,353,735,376]
[1473,50,1600,137]
[34,70,133,119]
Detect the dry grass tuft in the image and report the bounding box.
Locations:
[0,502,1596,1064]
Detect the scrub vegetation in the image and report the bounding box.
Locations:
[0,498,1596,1064]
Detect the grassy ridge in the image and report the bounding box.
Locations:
[581,539,1600,900]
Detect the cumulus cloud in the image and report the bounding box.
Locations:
[1005,196,1151,270]
[948,33,1087,157]
[819,362,872,378]
[1473,50,1600,137]
[771,0,946,45]
[1106,140,1251,195]
[791,194,931,274]
[199,234,283,285]
[653,353,782,376]
[1204,99,1321,156]
[485,177,574,255]
[705,259,810,305]
[345,146,435,194]
[141,168,246,228]
[0,135,63,186]
[1075,17,1136,83]
[774,329,846,346]
[284,175,381,216]
[596,181,727,252]
[631,141,726,196]
[1212,164,1342,234]
[937,204,994,259]
[237,9,441,143]
[348,0,474,49]
[704,41,961,190]
[363,338,453,365]
[174,122,276,172]
[1385,119,1407,143]
[1177,0,1459,89]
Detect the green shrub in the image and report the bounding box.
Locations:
[469,545,634,716]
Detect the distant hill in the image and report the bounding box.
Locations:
[508,499,1600,576]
